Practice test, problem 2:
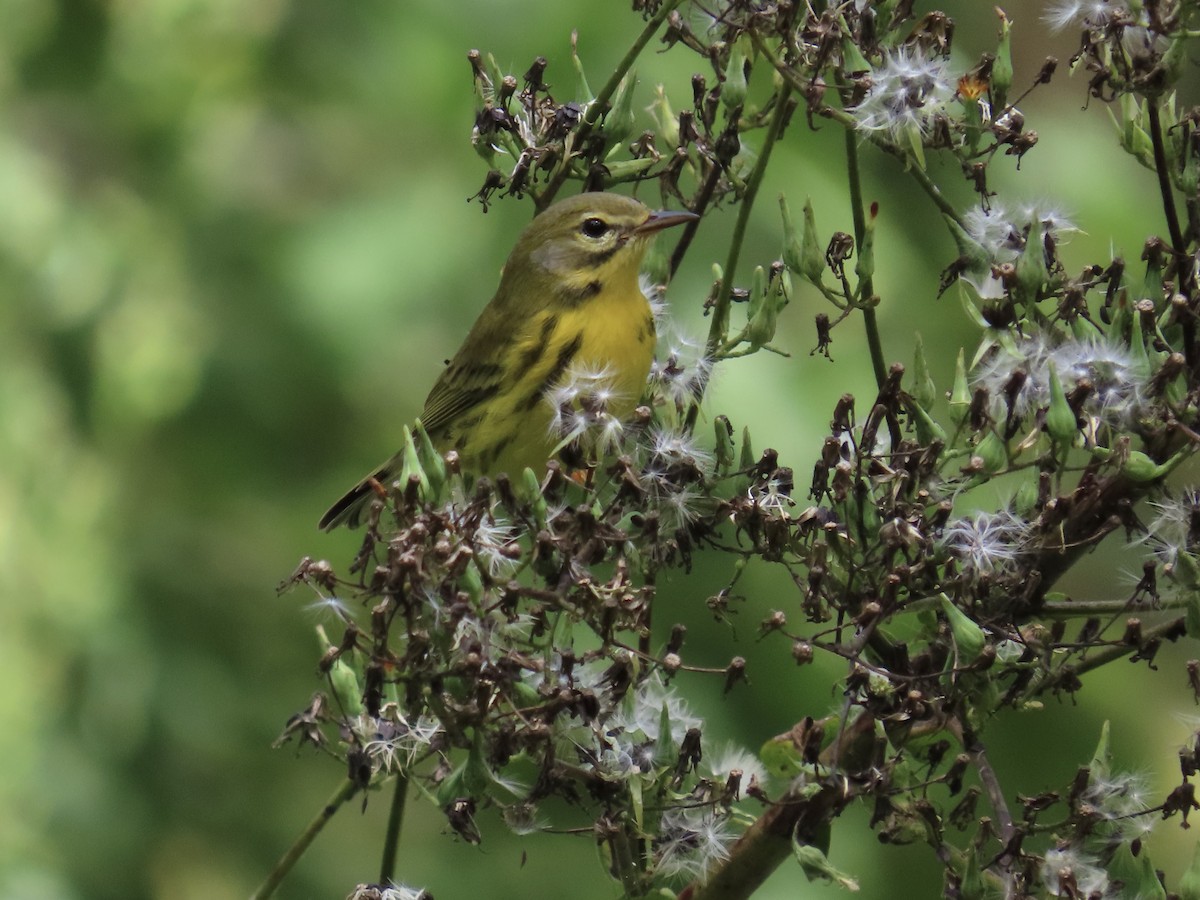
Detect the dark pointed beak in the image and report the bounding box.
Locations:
[634,209,700,235]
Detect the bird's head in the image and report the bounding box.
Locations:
[503,192,697,304]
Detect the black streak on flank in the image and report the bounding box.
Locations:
[481,434,514,471]
[537,332,584,400]
[638,311,655,344]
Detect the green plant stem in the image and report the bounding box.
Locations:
[1147,101,1186,260]
[684,86,796,433]
[844,130,887,390]
[1039,597,1190,617]
[537,0,687,210]
[1146,100,1196,370]
[379,775,410,885]
[669,160,723,278]
[250,777,359,900]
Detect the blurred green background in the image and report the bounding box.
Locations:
[3,1,1197,897]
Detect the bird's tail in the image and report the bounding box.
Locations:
[317,456,399,531]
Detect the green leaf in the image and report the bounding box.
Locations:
[940,595,985,664]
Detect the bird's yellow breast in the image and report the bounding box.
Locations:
[451,283,655,477]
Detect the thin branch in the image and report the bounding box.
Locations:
[844,130,888,390]
[684,86,797,433]
[1147,101,1186,260]
[1043,616,1185,684]
[379,775,410,885]
[1146,100,1196,371]
[251,777,359,900]
[669,160,724,279]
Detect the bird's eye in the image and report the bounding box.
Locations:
[580,217,609,239]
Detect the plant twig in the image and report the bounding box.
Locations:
[844,130,888,390]
[251,777,359,900]
[379,775,410,885]
[1147,101,1186,261]
[1146,100,1196,371]
[684,86,797,433]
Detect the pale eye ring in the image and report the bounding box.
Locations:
[580,217,609,239]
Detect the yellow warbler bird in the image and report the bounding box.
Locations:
[319,192,697,530]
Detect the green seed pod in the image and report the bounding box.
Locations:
[943,215,992,275]
[746,264,768,321]
[1012,474,1040,517]
[1180,152,1200,196]
[600,156,657,181]
[1175,551,1200,593]
[747,306,777,351]
[800,198,824,286]
[940,595,985,664]
[414,419,446,499]
[1128,298,1152,376]
[739,425,754,472]
[459,560,484,603]
[841,35,870,77]
[328,657,363,717]
[902,119,927,170]
[949,349,971,427]
[604,69,637,148]
[775,266,792,311]
[906,395,946,445]
[780,194,804,276]
[1160,33,1188,92]
[1121,449,1166,483]
[991,9,1013,113]
[1044,361,1078,445]
[859,489,888,540]
[648,85,678,147]
[1089,720,1112,780]
[1070,310,1095,344]
[1014,223,1049,305]
[974,429,1007,473]
[912,333,937,410]
[1112,94,1155,163]
[739,266,777,350]
[401,426,431,498]
[571,35,593,105]
[721,37,750,113]
[315,625,363,714]
[960,85,985,157]
[470,119,497,164]
[523,467,547,528]
[714,415,735,471]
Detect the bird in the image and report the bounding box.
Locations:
[318,191,698,530]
